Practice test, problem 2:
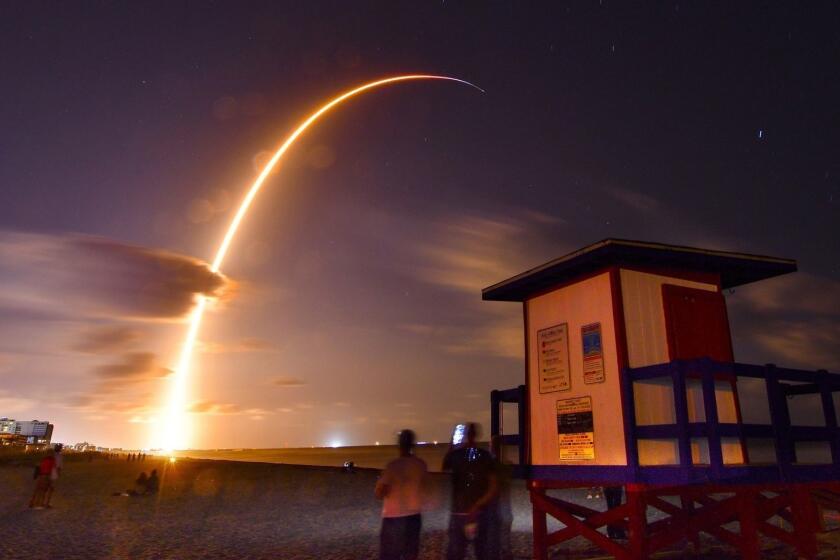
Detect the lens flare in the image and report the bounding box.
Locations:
[160,75,481,450]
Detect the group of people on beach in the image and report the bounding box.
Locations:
[125,469,160,496]
[375,423,511,560]
[29,443,63,509]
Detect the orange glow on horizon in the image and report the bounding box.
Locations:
[160,75,481,450]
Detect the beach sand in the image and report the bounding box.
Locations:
[2,454,838,559]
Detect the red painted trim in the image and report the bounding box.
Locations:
[610,267,634,470]
[609,267,630,371]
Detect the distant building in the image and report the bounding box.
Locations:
[0,418,53,447]
[0,418,15,434]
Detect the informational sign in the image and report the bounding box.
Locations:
[537,323,570,393]
[556,396,595,461]
[581,322,605,384]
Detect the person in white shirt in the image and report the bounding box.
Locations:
[375,429,428,560]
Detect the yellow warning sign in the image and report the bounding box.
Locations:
[556,396,595,461]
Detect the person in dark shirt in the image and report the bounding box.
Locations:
[146,470,160,494]
[442,423,499,560]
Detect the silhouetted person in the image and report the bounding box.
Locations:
[132,472,148,496]
[375,429,428,560]
[442,423,499,560]
[146,469,160,494]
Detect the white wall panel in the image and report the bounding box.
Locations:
[526,273,625,466]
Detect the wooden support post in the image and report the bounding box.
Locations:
[765,364,794,478]
[626,483,647,559]
[738,489,761,560]
[680,492,700,549]
[490,390,500,440]
[531,486,548,560]
[672,361,693,470]
[791,486,819,559]
[518,384,528,467]
[701,362,723,477]
[817,370,840,468]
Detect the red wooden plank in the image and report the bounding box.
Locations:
[647,493,740,551]
[531,488,548,560]
[542,494,601,518]
[532,491,631,559]
[738,492,762,560]
[547,504,630,546]
[791,487,819,559]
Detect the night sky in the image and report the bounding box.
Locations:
[1,2,838,449]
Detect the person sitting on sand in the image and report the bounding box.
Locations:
[375,429,428,560]
[29,450,56,509]
[146,469,160,494]
[131,472,148,495]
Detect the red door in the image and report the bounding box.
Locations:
[662,284,734,362]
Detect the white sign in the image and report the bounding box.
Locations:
[537,323,570,393]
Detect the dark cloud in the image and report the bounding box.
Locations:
[274,376,306,387]
[733,273,840,317]
[749,318,840,371]
[729,273,840,371]
[415,213,570,295]
[95,352,171,390]
[71,325,143,354]
[0,231,231,321]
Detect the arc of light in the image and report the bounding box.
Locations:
[162,75,482,451]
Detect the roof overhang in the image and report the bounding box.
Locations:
[482,239,797,302]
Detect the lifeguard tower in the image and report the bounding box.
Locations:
[484,239,840,559]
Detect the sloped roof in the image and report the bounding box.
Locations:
[482,239,797,302]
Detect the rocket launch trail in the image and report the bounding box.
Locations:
[162,75,481,450]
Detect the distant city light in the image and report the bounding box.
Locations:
[330,440,342,448]
[375,441,380,446]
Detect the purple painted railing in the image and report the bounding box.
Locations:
[492,358,840,484]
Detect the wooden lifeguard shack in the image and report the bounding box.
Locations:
[484,239,840,559]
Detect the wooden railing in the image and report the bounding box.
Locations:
[624,358,840,483]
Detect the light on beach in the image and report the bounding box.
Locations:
[329,440,343,449]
